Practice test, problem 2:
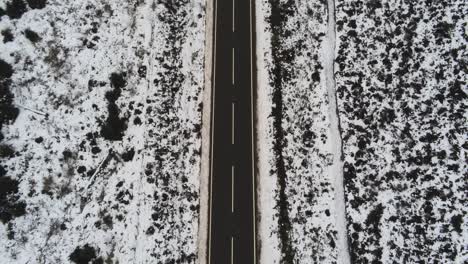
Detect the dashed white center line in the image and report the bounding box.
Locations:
[231,236,234,264]
[232,48,235,85]
[232,102,235,145]
[232,165,235,212]
[232,0,235,32]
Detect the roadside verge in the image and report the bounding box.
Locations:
[198,0,214,263]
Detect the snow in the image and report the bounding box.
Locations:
[2,0,466,263]
[255,0,280,263]
[198,0,214,262]
[256,0,467,263]
[0,0,207,263]
[256,0,345,262]
[323,0,350,263]
[336,1,467,262]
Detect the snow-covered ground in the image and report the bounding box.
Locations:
[336,1,467,263]
[256,1,347,263]
[257,0,466,263]
[0,0,207,263]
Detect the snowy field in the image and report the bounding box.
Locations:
[336,1,467,263]
[257,0,466,263]
[0,0,207,263]
[256,0,348,263]
[1,0,466,263]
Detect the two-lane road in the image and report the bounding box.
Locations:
[208,0,257,263]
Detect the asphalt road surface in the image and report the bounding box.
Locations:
[208,0,257,263]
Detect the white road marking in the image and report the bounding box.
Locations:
[232,48,235,85]
[232,0,235,32]
[208,0,218,262]
[232,166,235,212]
[231,236,234,264]
[232,102,235,144]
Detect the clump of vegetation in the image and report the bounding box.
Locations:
[24,29,41,43]
[100,72,127,141]
[121,148,135,161]
[451,214,463,233]
[0,144,15,158]
[0,175,26,223]
[0,59,13,79]
[69,244,100,264]
[26,0,46,9]
[6,0,28,19]
[1,29,14,43]
[44,44,66,70]
[0,59,19,141]
[41,176,55,196]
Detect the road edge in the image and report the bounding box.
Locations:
[251,0,259,263]
[198,0,214,263]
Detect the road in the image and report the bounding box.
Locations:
[208,0,257,263]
